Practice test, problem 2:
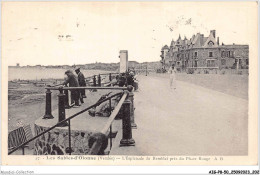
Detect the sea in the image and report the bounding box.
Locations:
[8,67,114,81]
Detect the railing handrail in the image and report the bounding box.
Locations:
[85,72,118,80]
[88,93,127,155]
[45,86,128,90]
[99,73,118,76]
[101,93,127,134]
[8,91,125,155]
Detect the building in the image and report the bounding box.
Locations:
[160,30,249,71]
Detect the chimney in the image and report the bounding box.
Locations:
[210,30,216,38]
[217,37,219,45]
[200,34,204,46]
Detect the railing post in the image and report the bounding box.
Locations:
[93,76,96,87]
[64,88,70,109]
[57,87,68,127]
[109,99,113,150]
[120,91,135,146]
[98,74,101,87]
[43,88,54,119]
[109,73,112,81]
[128,86,137,128]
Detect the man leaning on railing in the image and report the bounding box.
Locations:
[63,70,81,108]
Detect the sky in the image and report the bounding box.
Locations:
[2,2,257,66]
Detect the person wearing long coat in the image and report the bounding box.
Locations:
[63,70,80,107]
[75,68,86,103]
[168,65,177,90]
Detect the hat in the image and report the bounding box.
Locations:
[65,70,72,74]
[75,67,80,71]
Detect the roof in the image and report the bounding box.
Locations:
[177,34,181,41]
[167,30,247,51]
[162,45,169,50]
[203,37,208,44]
[202,32,218,47]
[170,40,175,47]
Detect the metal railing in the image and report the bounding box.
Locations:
[85,73,119,87]
[8,85,136,155]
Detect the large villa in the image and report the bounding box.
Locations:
[160,30,249,70]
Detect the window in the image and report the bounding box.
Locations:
[221,59,226,65]
[194,52,198,57]
[229,51,234,58]
[221,51,225,57]
[221,50,234,58]
[239,59,242,65]
[194,61,198,67]
[209,52,213,57]
[208,41,214,47]
[207,60,215,67]
[246,59,249,65]
[227,51,230,57]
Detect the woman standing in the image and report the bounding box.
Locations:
[168,64,176,90]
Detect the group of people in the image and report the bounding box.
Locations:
[63,68,139,108]
[110,70,138,90]
[63,68,86,108]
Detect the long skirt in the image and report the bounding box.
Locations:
[170,76,176,89]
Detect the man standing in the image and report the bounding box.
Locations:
[63,70,80,107]
[75,67,86,103]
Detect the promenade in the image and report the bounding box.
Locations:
[111,75,248,155]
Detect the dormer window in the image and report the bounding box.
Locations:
[208,41,214,47]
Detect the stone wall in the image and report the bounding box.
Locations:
[34,124,93,155]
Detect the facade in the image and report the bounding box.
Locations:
[160,30,249,70]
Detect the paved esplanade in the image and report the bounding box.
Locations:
[111,75,248,155]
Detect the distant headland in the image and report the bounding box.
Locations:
[9,61,160,71]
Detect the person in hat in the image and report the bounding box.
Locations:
[126,71,135,86]
[63,70,80,107]
[117,74,125,87]
[75,67,86,103]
